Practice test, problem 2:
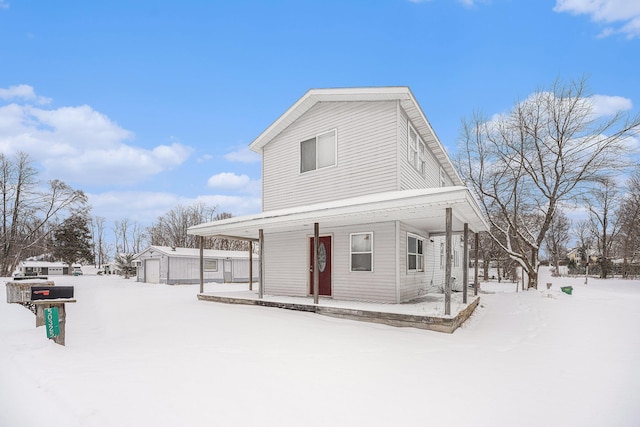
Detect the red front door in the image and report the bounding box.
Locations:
[309,236,332,296]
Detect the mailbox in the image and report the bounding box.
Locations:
[30,286,74,300]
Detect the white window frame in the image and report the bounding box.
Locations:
[300,129,337,173]
[203,259,218,272]
[407,233,425,272]
[408,122,427,176]
[350,232,373,272]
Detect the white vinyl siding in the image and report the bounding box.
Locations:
[263,222,397,303]
[399,109,441,190]
[263,101,398,211]
[263,231,309,297]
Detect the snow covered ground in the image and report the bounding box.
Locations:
[1,268,639,427]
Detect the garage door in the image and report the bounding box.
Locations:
[146,259,160,284]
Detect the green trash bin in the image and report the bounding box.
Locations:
[560,286,573,295]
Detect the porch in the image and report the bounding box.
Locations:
[197,285,480,333]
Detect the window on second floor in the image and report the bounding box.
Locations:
[300,129,337,173]
[408,123,427,175]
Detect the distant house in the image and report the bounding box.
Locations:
[567,247,599,264]
[16,261,81,276]
[134,245,259,285]
[188,87,488,304]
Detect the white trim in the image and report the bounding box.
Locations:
[395,221,401,303]
[188,187,489,239]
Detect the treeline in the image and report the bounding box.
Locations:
[0,152,88,276]
[458,77,640,284]
[0,152,244,277]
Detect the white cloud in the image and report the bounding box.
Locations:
[207,172,250,190]
[0,85,193,185]
[207,172,261,196]
[88,190,261,226]
[554,0,640,38]
[194,194,261,216]
[589,94,633,116]
[224,146,261,163]
[0,84,50,104]
[0,0,8,10]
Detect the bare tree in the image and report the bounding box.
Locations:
[617,168,640,277]
[586,177,621,278]
[148,202,218,249]
[91,216,108,268]
[0,152,88,275]
[457,77,640,288]
[545,208,571,276]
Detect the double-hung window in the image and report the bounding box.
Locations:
[408,123,427,175]
[350,232,373,272]
[300,129,337,173]
[407,233,424,272]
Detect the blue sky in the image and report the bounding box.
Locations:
[1,0,639,230]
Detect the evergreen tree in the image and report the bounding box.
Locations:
[52,213,93,270]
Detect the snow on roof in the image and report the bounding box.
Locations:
[188,187,489,239]
[136,246,255,260]
[248,86,464,186]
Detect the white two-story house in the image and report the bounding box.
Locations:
[188,87,488,304]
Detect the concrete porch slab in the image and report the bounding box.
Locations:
[197,290,479,333]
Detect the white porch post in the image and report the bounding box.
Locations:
[258,229,264,299]
[249,241,253,291]
[445,208,452,315]
[199,236,204,294]
[463,223,469,304]
[474,232,479,296]
[313,222,319,305]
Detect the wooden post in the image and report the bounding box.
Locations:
[313,222,319,305]
[474,232,479,296]
[445,208,452,315]
[258,229,264,299]
[199,236,204,294]
[249,241,253,291]
[463,223,469,304]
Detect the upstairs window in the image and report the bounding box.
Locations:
[408,123,427,175]
[407,233,424,272]
[300,129,337,173]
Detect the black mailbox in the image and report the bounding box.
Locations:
[30,286,74,300]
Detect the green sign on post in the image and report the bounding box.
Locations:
[44,307,60,338]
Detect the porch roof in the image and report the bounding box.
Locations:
[187,187,489,240]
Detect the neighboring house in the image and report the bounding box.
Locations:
[134,245,259,285]
[567,247,599,264]
[188,87,488,303]
[16,261,80,276]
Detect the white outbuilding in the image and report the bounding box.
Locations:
[134,245,259,285]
